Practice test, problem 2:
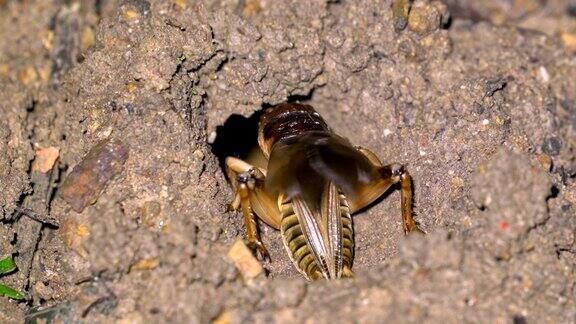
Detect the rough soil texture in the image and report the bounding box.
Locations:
[0,0,575,323]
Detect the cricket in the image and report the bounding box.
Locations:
[226,103,424,280]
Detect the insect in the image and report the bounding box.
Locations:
[226,103,424,280]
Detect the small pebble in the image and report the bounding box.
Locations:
[60,139,129,212]
[208,131,217,144]
[173,0,187,10]
[538,66,550,83]
[227,239,263,281]
[451,176,465,188]
[33,147,59,173]
[130,258,160,271]
[60,219,90,257]
[213,311,231,324]
[485,78,507,97]
[18,66,38,85]
[141,201,166,230]
[242,0,262,16]
[560,32,576,53]
[124,9,140,21]
[193,149,205,161]
[392,0,410,31]
[536,153,552,171]
[542,137,562,156]
[408,3,441,35]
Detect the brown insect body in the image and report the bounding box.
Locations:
[226,103,423,280]
[260,104,372,279]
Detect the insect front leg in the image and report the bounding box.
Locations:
[225,157,282,260]
[353,147,424,234]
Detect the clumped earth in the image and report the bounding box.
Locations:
[0,0,575,322]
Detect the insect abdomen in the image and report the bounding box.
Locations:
[339,192,354,274]
[279,193,354,280]
[279,197,323,280]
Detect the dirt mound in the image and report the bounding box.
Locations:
[0,0,574,322]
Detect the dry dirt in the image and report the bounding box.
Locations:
[0,0,575,323]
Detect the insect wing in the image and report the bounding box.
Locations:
[266,132,379,203]
[322,182,343,278]
[291,196,330,278]
[307,134,381,197]
[266,132,374,278]
[266,135,326,210]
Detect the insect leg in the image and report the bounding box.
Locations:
[237,181,270,259]
[225,157,282,259]
[227,191,241,212]
[353,148,424,234]
[397,167,425,234]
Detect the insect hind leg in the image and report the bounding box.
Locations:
[394,165,425,234]
[353,147,424,234]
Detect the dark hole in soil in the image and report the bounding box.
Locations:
[286,92,314,103]
[512,315,527,324]
[209,98,314,176]
[549,185,560,199]
[210,110,264,178]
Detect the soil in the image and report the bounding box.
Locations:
[0,0,575,323]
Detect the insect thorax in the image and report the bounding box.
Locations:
[258,103,329,157]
